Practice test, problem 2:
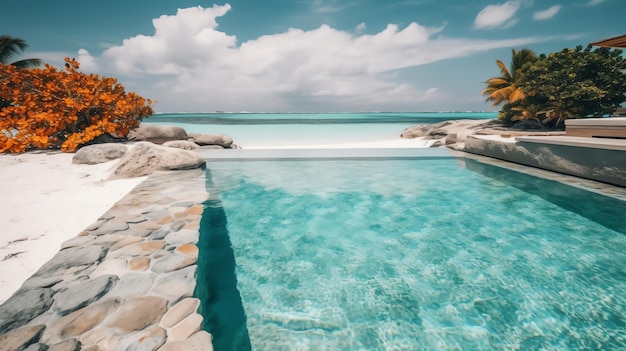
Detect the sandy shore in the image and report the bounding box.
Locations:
[0,137,428,304]
[0,151,146,304]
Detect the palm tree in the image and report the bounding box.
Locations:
[0,35,41,68]
[510,102,546,128]
[542,98,582,127]
[1,36,42,108]
[481,48,536,107]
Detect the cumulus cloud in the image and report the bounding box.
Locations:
[474,1,521,29]
[96,4,555,112]
[103,5,235,76]
[533,5,562,20]
[77,49,97,71]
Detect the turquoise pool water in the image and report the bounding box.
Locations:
[195,157,626,350]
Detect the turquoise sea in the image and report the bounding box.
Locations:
[144,112,497,147]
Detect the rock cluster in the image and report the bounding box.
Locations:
[0,170,213,350]
[126,124,239,150]
[400,119,501,149]
[72,124,238,178]
[401,119,564,150]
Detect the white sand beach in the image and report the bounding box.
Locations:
[0,151,146,304]
[0,137,427,304]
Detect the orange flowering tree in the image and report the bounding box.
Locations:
[0,58,153,153]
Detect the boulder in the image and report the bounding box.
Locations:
[163,140,199,150]
[72,144,128,164]
[128,125,188,145]
[198,145,224,150]
[189,133,233,147]
[444,133,457,145]
[111,142,205,178]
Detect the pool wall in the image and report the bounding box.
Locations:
[0,169,213,350]
[465,135,626,187]
[194,169,252,350]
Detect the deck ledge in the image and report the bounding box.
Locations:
[515,135,626,151]
[565,117,626,126]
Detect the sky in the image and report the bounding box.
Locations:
[2,0,624,113]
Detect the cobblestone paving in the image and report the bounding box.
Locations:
[0,169,213,351]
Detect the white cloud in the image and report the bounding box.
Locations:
[103,5,236,76]
[474,1,522,29]
[355,22,366,34]
[93,5,556,112]
[533,5,562,20]
[30,51,70,68]
[77,49,97,72]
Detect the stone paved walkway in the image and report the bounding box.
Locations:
[0,169,213,351]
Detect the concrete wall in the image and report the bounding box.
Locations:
[464,136,626,187]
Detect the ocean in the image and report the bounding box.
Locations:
[143,112,497,148]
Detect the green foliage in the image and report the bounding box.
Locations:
[0,35,41,68]
[492,45,626,128]
[481,49,537,108]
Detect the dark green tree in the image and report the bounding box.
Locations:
[512,45,626,127]
[0,36,42,68]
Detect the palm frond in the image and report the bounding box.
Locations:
[508,88,526,103]
[10,58,43,69]
[496,60,512,79]
[484,77,509,86]
[511,48,536,71]
[0,36,41,67]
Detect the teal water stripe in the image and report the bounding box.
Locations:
[194,170,252,350]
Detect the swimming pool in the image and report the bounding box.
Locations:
[195,155,626,350]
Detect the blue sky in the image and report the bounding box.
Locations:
[3,0,624,112]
